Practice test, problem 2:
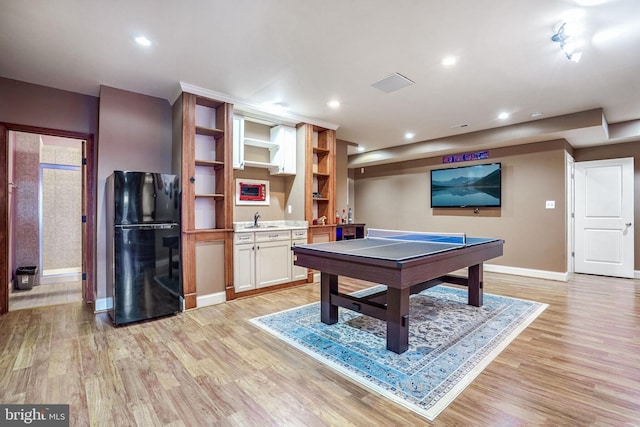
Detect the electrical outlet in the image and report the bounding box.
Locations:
[545,200,555,209]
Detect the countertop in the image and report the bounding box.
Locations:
[233,220,308,232]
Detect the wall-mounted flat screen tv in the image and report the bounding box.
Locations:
[431,163,501,208]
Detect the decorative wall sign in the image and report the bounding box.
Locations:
[442,151,489,164]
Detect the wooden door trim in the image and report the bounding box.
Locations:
[0,123,96,315]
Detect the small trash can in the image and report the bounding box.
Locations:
[15,266,38,290]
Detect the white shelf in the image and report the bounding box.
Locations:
[242,160,279,170]
[244,137,279,151]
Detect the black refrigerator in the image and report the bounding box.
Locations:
[106,171,181,325]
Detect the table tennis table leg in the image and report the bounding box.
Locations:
[387,286,410,354]
[320,272,338,324]
[468,263,483,306]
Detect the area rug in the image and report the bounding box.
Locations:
[250,285,547,420]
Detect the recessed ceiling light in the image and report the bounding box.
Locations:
[135,36,151,46]
[327,100,340,109]
[442,56,457,66]
[404,132,415,139]
[498,112,510,120]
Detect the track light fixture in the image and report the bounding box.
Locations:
[551,22,583,63]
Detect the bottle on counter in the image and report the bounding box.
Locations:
[347,207,353,224]
[342,209,346,224]
[336,210,340,224]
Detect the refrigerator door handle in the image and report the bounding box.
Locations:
[118,223,179,230]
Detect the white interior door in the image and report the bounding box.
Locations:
[574,158,634,278]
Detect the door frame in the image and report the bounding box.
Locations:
[566,152,575,274]
[0,123,96,314]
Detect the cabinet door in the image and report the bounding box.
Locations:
[291,238,308,281]
[233,243,255,292]
[270,125,296,175]
[232,116,245,169]
[255,240,292,288]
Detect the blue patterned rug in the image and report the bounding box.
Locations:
[251,285,547,420]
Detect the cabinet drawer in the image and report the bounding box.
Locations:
[291,229,308,240]
[255,230,291,242]
[234,232,255,244]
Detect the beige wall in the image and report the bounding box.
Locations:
[96,86,173,300]
[336,139,349,216]
[354,140,569,272]
[0,77,98,134]
[41,168,82,272]
[41,141,83,273]
[14,132,40,277]
[574,141,640,268]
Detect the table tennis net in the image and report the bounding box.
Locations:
[366,228,467,245]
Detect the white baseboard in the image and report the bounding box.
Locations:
[484,264,569,281]
[95,291,227,314]
[196,291,227,308]
[94,297,113,313]
[39,273,82,285]
[95,292,227,314]
[635,270,640,279]
[314,265,569,284]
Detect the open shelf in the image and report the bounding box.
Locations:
[196,126,224,138]
[244,137,279,150]
[195,193,225,198]
[195,159,224,168]
[303,124,336,238]
[242,160,279,169]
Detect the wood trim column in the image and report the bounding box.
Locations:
[182,232,197,309]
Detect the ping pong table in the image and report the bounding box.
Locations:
[292,229,504,354]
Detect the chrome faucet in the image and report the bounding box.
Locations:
[253,211,261,227]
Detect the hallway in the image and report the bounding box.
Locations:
[8,279,82,311]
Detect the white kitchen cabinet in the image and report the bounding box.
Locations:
[232,116,245,169]
[291,229,308,281]
[234,229,301,292]
[233,232,255,292]
[232,116,296,175]
[269,125,297,175]
[255,230,292,288]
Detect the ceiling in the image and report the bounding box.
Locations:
[2,0,640,165]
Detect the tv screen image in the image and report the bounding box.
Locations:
[431,163,501,208]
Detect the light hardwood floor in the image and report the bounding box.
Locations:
[8,280,83,311]
[1,272,639,426]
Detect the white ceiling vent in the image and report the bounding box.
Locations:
[370,73,415,93]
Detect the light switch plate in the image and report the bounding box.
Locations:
[546,200,555,209]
